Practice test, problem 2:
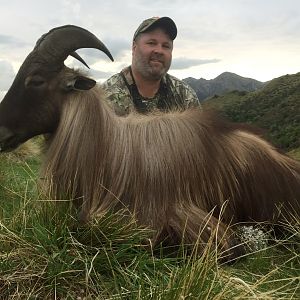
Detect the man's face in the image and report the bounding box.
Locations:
[132,28,173,80]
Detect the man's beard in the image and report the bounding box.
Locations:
[133,52,171,81]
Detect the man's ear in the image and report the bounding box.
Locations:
[132,41,137,53]
[64,76,96,91]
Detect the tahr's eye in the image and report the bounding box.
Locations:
[25,75,46,89]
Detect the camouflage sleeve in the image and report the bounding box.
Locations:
[168,74,201,109]
[101,74,134,115]
[181,81,201,109]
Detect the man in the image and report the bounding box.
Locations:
[102,16,200,115]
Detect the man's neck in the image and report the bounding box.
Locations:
[131,67,161,98]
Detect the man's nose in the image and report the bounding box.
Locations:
[153,45,163,53]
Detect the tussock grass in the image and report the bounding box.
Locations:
[0,152,299,299]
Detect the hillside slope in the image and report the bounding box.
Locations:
[203,73,300,150]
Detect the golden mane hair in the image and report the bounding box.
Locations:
[42,87,300,259]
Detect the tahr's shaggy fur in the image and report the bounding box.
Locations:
[43,87,300,258]
[0,25,299,260]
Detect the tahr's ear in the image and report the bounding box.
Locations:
[64,76,96,91]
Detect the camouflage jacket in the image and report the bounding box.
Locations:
[102,66,200,115]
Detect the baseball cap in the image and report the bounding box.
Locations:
[133,17,177,41]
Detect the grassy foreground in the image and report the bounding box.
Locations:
[0,144,299,299]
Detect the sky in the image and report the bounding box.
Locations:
[1,0,300,99]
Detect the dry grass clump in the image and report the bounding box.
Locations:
[8,138,42,159]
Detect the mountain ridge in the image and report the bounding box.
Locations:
[183,72,265,101]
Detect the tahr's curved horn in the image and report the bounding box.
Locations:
[34,25,114,66]
[70,51,90,68]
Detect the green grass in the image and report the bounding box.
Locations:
[203,72,300,151]
[0,148,299,299]
[289,148,300,160]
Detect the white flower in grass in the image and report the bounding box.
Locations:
[238,225,268,252]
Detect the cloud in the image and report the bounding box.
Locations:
[0,1,300,84]
[65,58,115,81]
[89,69,114,81]
[0,60,15,90]
[0,34,28,48]
[73,37,130,66]
[171,57,221,70]
[104,38,131,60]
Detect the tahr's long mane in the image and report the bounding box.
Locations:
[43,86,300,252]
[1,24,298,260]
